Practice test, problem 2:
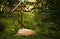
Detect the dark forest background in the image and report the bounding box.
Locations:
[0,0,60,39]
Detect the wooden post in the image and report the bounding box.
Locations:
[20,11,23,28]
[19,3,24,29]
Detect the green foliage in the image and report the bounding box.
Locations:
[0,0,60,39]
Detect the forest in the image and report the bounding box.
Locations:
[0,0,60,39]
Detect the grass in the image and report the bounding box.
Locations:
[0,12,55,39]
